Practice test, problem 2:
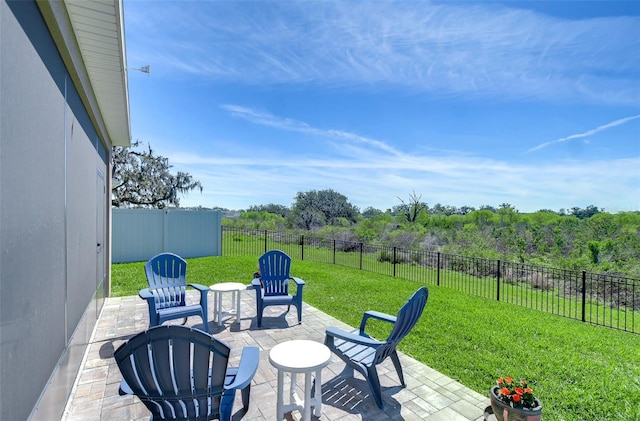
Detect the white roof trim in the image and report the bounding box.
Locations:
[37,0,131,147]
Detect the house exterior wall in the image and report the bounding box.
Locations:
[0,1,112,419]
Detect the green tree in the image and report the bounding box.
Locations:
[397,191,428,222]
[362,206,383,218]
[587,241,600,264]
[247,203,290,218]
[429,203,459,216]
[112,141,202,208]
[497,204,518,225]
[569,205,602,219]
[479,204,498,212]
[236,210,286,230]
[458,205,476,215]
[466,209,498,226]
[289,189,360,229]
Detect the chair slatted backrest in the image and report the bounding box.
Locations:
[145,253,188,310]
[114,325,230,421]
[258,250,292,297]
[375,287,429,364]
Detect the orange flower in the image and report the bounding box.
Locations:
[495,376,538,409]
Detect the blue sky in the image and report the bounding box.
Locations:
[123,0,640,213]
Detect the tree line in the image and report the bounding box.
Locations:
[224,189,640,279]
[111,143,639,278]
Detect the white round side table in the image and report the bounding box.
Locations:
[269,340,331,421]
[209,282,246,326]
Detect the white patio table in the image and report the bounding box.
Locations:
[269,339,331,421]
[209,282,246,326]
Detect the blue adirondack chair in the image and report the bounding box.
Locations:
[251,250,305,328]
[114,325,259,421]
[324,287,429,409]
[140,253,210,333]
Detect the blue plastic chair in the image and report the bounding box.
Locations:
[140,253,210,333]
[114,325,259,421]
[324,287,429,409]
[251,250,305,328]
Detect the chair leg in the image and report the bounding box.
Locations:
[220,390,235,421]
[200,314,209,333]
[149,311,159,329]
[200,295,209,333]
[339,365,355,379]
[254,288,263,327]
[195,303,208,333]
[257,309,263,328]
[241,384,251,410]
[365,366,385,409]
[390,350,405,386]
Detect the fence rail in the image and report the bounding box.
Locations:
[222,227,639,334]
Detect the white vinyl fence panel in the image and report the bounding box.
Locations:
[112,209,222,263]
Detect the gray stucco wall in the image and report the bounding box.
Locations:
[0,1,110,419]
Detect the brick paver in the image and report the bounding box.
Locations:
[63,289,489,420]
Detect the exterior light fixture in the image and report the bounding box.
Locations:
[128,65,150,75]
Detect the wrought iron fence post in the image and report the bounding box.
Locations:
[581,271,587,323]
[437,252,441,286]
[301,235,305,261]
[333,240,336,264]
[263,230,267,253]
[359,243,363,270]
[393,247,397,277]
[497,259,501,301]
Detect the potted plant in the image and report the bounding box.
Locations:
[490,377,542,421]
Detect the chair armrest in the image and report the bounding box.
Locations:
[187,283,209,293]
[250,279,264,298]
[188,284,210,317]
[225,347,259,391]
[118,379,133,396]
[139,288,154,300]
[291,277,304,300]
[325,327,382,348]
[188,283,210,305]
[359,310,396,334]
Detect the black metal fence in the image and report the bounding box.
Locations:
[223,227,639,334]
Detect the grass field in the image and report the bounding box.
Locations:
[112,255,640,421]
[223,232,640,334]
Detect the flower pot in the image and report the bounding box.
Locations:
[490,386,542,421]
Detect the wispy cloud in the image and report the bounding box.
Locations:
[526,114,640,153]
[163,109,637,211]
[163,107,639,212]
[171,146,640,212]
[220,104,401,155]
[126,1,640,104]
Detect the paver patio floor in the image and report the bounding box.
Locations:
[63,290,490,420]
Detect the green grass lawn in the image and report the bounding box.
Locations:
[112,255,640,421]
